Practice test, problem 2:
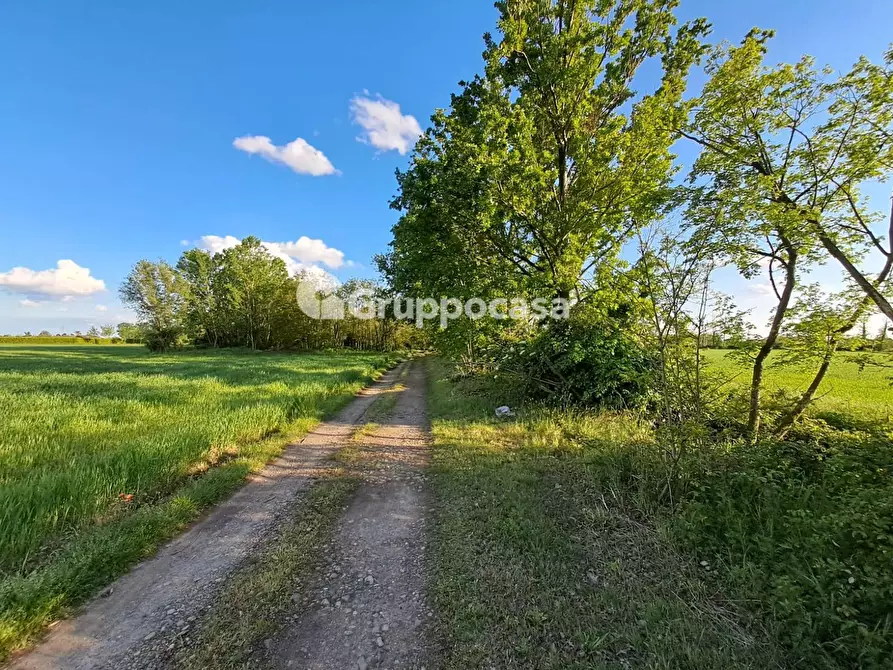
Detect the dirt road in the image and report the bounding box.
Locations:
[269,361,431,669]
[8,360,432,670]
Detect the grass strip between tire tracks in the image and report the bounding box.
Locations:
[173,472,360,670]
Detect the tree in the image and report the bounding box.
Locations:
[877,320,892,351]
[177,249,219,347]
[683,32,893,436]
[684,31,893,320]
[384,0,709,308]
[211,237,292,350]
[119,260,187,351]
[100,324,115,338]
[86,326,100,338]
[117,322,145,342]
[685,183,822,436]
[633,226,712,488]
[38,330,51,337]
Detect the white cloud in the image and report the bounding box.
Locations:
[95,304,108,312]
[274,237,345,268]
[197,235,345,270]
[233,136,339,176]
[751,282,777,297]
[197,234,242,255]
[350,94,422,155]
[0,260,106,299]
[19,299,40,308]
[196,234,345,285]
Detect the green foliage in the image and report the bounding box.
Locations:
[122,237,407,352]
[685,30,893,321]
[116,322,146,343]
[679,31,893,434]
[383,0,709,303]
[379,0,713,408]
[120,259,186,331]
[143,325,188,352]
[499,315,657,409]
[209,236,292,350]
[672,426,893,668]
[0,337,126,345]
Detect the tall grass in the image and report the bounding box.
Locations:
[0,345,393,657]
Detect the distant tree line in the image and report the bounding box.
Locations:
[3,324,146,343]
[120,236,416,352]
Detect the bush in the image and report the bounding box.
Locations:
[144,327,187,353]
[498,316,657,409]
[0,337,124,345]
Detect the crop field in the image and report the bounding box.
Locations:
[702,348,893,423]
[0,345,392,655]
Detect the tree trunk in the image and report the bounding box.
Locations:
[773,191,893,321]
[557,144,567,202]
[774,248,893,437]
[747,238,797,438]
[774,347,834,439]
[817,229,893,321]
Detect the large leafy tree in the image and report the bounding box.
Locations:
[176,248,219,347]
[382,0,709,304]
[683,31,893,435]
[211,237,293,350]
[119,260,187,332]
[684,31,893,319]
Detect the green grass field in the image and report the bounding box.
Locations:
[424,352,893,669]
[703,349,893,423]
[423,359,786,669]
[0,345,393,658]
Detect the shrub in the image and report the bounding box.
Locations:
[498,316,657,409]
[0,337,124,345]
[144,327,187,353]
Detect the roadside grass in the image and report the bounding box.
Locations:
[668,422,893,668]
[173,472,359,670]
[0,345,394,660]
[702,349,893,423]
[424,358,785,669]
[427,354,893,669]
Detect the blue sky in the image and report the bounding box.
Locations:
[1,0,892,334]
